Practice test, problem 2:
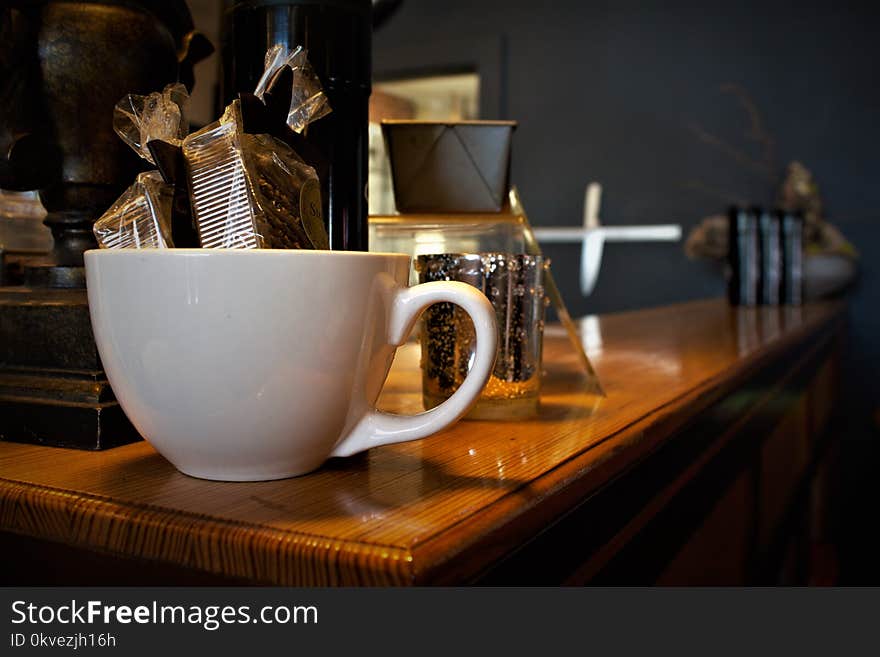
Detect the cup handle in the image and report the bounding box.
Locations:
[330,280,497,458]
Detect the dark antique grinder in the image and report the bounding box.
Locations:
[0,1,211,448]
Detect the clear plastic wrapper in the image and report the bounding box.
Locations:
[102,47,329,251]
[254,44,331,133]
[113,83,190,164]
[182,100,328,249]
[93,171,173,249]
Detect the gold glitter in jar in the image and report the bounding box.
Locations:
[416,253,548,420]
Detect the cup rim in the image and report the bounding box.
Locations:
[84,248,412,260]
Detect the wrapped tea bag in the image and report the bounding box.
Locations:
[94,83,193,249]
[93,171,173,249]
[113,83,190,165]
[240,65,330,189]
[183,100,328,249]
[254,44,331,133]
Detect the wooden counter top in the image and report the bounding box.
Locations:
[0,299,845,585]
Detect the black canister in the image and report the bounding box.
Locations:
[781,211,804,305]
[758,208,782,305]
[223,0,372,251]
[727,206,759,306]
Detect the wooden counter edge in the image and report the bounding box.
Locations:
[0,301,847,586]
[0,479,416,586]
[409,302,846,584]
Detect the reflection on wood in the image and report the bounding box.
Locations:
[0,299,845,584]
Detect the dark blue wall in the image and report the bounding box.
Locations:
[375,0,880,580]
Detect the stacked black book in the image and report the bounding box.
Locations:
[727,205,803,306]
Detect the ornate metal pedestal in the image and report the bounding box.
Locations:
[0,287,136,449]
[0,1,211,449]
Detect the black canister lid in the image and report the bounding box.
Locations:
[224,0,372,90]
[228,0,371,13]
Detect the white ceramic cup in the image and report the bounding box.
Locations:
[84,249,497,481]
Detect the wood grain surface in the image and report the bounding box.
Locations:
[0,299,844,584]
